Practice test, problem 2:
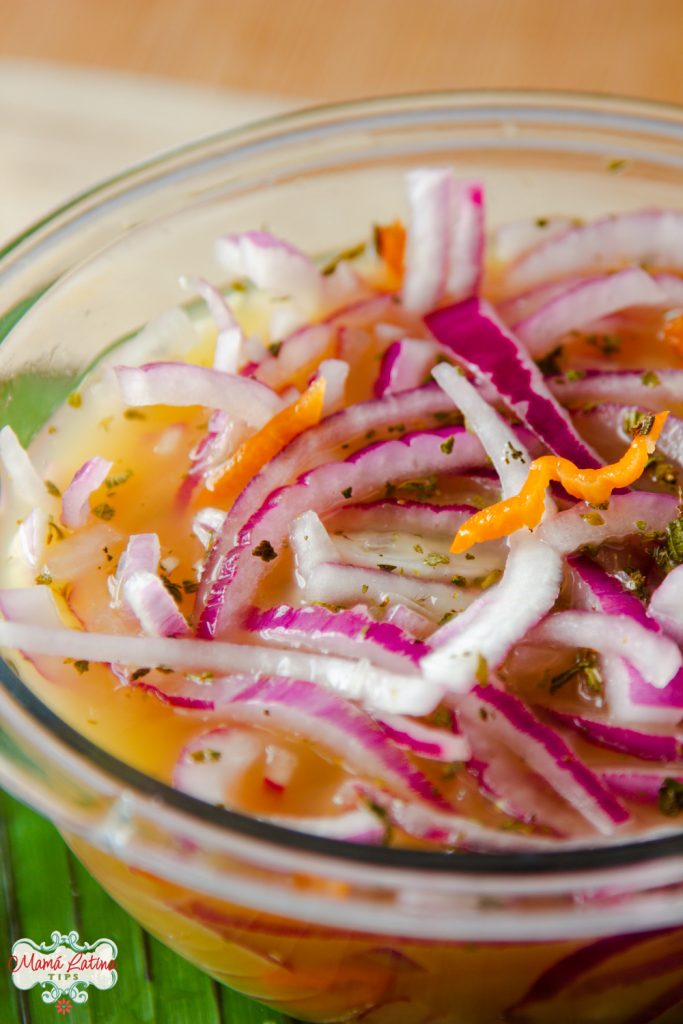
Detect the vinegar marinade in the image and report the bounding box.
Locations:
[1,176,683,850]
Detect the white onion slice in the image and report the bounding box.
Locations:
[114,363,283,428]
[422,534,563,691]
[61,456,113,529]
[528,610,681,690]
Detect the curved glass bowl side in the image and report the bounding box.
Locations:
[0,91,682,955]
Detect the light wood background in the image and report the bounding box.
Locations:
[2,0,682,103]
[0,0,682,243]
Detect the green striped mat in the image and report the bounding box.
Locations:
[0,789,297,1023]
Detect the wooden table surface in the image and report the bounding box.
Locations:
[2,0,683,105]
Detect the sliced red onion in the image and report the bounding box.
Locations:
[460,686,629,833]
[199,425,485,637]
[383,604,435,639]
[504,209,683,292]
[185,411,248,497]
[12,507,48,569]
[374,338,441,397]
[290,509,476,622]
[401,169,453,313]
[122,570,190,638]
[0,425,53,512]
[217,676,448,807]
[329,499,476,536]
[191,507,227,550]
[264,807,386,843]
[601,768,683,803]
[253,324,333,391]
[432,362,532,497]
[527,610,681,690]
[263,744,297,792]
[180,275,245,373]
[547,709,681,763]
[316,358,348,415]
[108,533,161,608]
[375,714,470,762]
[0,609,442,715]
[114,363,283,427]
[492,216,577,265]
[0,585,65,629]
[422,534,563,692]
[447,181,484,302]
[513,268,666,357]
[402,171,483,313]
[649,566,683,645]
[198,385,455,594]
[61,456,113,529]
[656,271,683,305]
[507,929,681,1020]
[497,277,583,326]
[215,230,323,314]
[174,726,263,804]
[460,707,593,837]
[537,491,678,554]
[548,369,683,412]
[244,603,428,672]
[347,782,556,851]
[425,298,601,466]
[569,555,652,628]
[568,556,683,725]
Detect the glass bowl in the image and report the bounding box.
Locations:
[1,91,683,1024]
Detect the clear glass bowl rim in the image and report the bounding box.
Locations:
[1,87,683,881]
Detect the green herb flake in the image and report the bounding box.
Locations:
[438,610,457,626]
[252,539,277,562]
[635,520,648,533]
[503,441,525,465]
[67,392,82,408]
[92,502,115,521]
[607,158,627,173]
[479,569,502,590]
[45,479,61,497]
[535,346,563,377]
[377,563,397,573]
[321,241,366,276]
[341,486,353,499]
[465,552,475,561]
[441,761,463,781]
[35,572,53,586]
[268,341,283,357]
[478,707,488,721]
[641,370,661,388]
[161,574,183,605]
[131,667,151,681]
[73,660,90,674]
[451,575,466,587]
[587,333,621,355]
[475,654,489,686]
[658,778,683,816]
[424,552,450,568]
[361,584,369,594]
[580,511,605,527]
[124,409,147,421]
[189,748,222,764]
[440,436,455,455]
[105,468,133,489]
[550,648,602,695]
[397,474,438,498]
[413,543,424,554]
[565,369,586,382]
[535,217,549,228]
[182,578,199,594]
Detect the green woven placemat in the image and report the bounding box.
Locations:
[0,789,297,1023]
